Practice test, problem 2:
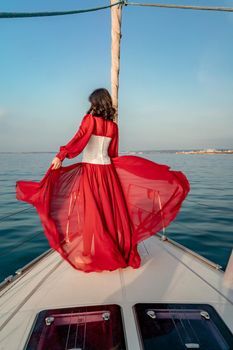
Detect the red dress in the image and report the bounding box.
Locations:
[16,114,190,273]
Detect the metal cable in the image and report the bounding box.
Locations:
[0,231,42,257]
[0,258,63,332]
[125,1,233,12]
[1,0,233,19]
[0,206,34,222]
[0,196,228,259]
[156,236,233,306]
[0,1,124,19]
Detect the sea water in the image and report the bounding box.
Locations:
[0,151,232,281]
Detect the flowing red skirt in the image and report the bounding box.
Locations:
[16,155,190,273]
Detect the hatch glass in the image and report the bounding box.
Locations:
[133,303,233,350]
[24,304,126,350]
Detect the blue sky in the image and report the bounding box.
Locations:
[0,0,233,151]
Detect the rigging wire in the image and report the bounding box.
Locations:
[0,231,42,258]
[125,1,233,12]
[0,197,227,258]
[0,258,63,332]
[186,198,213,207]
[0,206,34,222]
[1,0,233,18]
[0,195,224,224]
[0,1,124,19]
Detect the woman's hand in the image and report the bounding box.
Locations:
[51,156,62,170]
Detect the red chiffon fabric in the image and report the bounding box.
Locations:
[16,114,190,273]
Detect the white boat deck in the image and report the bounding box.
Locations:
[0,234,233,350]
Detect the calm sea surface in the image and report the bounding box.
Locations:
[0,152,233,281]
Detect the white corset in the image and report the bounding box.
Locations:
[82,134,112,164]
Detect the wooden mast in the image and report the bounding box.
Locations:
[110,0,123,124]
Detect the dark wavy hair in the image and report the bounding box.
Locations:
[86,88,116,121]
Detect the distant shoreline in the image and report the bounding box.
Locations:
[0,149,233,155]
[176,149,233,155]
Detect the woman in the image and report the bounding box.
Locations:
[16,88,190,273]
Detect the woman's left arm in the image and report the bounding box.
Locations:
[51,114,95,169]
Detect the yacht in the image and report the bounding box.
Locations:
[0,232,233,349]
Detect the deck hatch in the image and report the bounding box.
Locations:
[23,304,126,350]
[133,303,233,350]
